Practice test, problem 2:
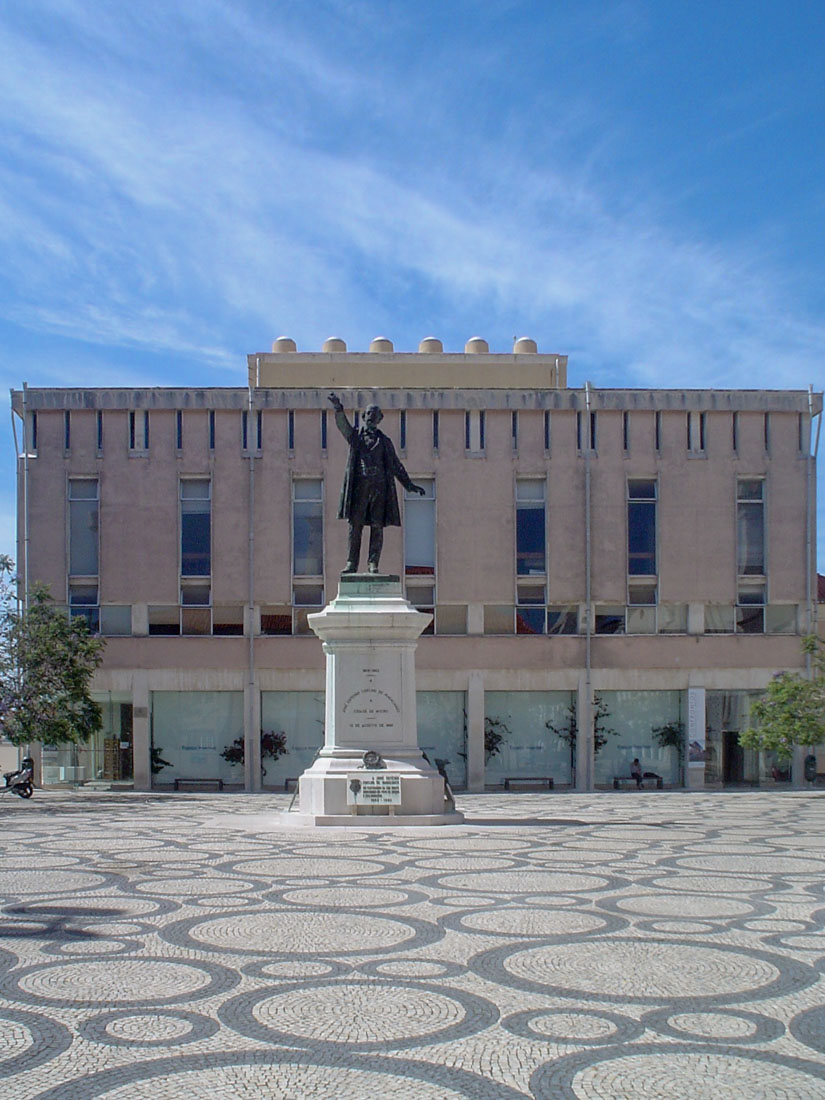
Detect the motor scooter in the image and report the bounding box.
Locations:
[2,756,34,798]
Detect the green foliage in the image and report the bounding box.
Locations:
[739,637,825,759]
[151,746,173,775]
[221,730,288,773]
[652,721,685,761]
[546,695,617,755]
[484,716,508,761]
[0,559,105,747]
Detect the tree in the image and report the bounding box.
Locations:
[546,695,617,783]
[0,557,105,747]
[220,730,288,776]
[739,636,825,759]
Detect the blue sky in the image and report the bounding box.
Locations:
[1,0,824,563]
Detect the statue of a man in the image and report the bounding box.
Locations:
[328,393,425,573]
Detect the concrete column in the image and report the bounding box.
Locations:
[576,675,593,791]
[132,603,149,636]
[244,680,261,792]
[132,672,151,791]
[687,686,706,790]
[466,603,484,636]
[466,670,485,792]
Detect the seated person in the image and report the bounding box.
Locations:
[630,758,643,789]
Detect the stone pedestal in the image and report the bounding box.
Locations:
[282,575,463,826]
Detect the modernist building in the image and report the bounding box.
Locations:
[11,337,821,791]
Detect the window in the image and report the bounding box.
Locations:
[28,411,38,453]
[64,411,71,450]
[544,410,551,452]
[293,479,323,577]
[798,412,805,453]
[400,410,407,451]
[465,410,485,452]
[737,584,765,634]
[595,605,625,634]
[516,479,545,576]
[763,412,770,452]
[623,411,630,452]
[69,478,99,576]
[100,606,131,636]
[654,411,661,452]
[292,583,324,635]
[405,479,435,576]
[288,410,295,451]
[737,479,764,576]
[129,410,149,451]
[511,411,518,450]
[180,479,211,577]
[69,583,98,632]
[241,409,263,450]
[257,409,262,450]
[732,411,739,453]
[577,411,597,451]
[407,584,435,635]
[208,410,216,451]
[516,584,545,634]
[627,479,656,577]
[432,411,439,450]
[321,410,328,451]
[547,606,578,634]
[688,411,706,453]
[97,410,103,452]
[176,410,183,450]
[148,606,180,636]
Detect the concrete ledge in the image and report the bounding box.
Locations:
[277,810,465,827]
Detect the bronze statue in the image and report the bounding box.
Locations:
[328,393,425,573]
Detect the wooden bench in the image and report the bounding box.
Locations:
[504,776,554,791]
[284,777,299,792]
[173,777,224,791]
[613,775,663,790]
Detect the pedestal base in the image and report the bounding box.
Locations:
[286,573,464,827]
[279,811,465,827]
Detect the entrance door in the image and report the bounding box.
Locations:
[723,730,745,785]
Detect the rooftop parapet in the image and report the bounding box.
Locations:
[248,337,568,390]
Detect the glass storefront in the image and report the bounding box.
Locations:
[260,691,325,790]
[151,691,244,787]
[40,692,133,785]
[484,692,575,787]
[705,690,782,786]
[417,691,466,789]
[594,691,684,788]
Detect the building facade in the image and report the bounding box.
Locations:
[11,336,821,791]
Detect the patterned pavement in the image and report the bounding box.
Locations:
[1,789,824,1098]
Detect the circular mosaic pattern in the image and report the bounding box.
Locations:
[436,870,612,894]
[502,1006,644,1046]
[608,893,755,919]
[164,909,438,956]
[675,854,825,875]
[33,1051,527,1100]
[279,885,415,908]
[455,907,612,938]
[219,979,499,1050]
[789,1003,825,1054]
[473,937,816,1006]
[532,1045,825,1099]
[133,876,255,897]
[230,856,387,878]
[79,1009,220,1048]
[1,869,109,895]
[649,873,768,894]
[8,957,237,1008]
[643,1006,784,1044]
[0,1006,73,1075]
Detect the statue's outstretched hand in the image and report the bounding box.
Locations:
[328,392,343,411]
[411,483,427,496]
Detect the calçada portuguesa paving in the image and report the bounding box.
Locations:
[1,789,825,1099]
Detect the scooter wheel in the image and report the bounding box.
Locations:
[17,784,33,799]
